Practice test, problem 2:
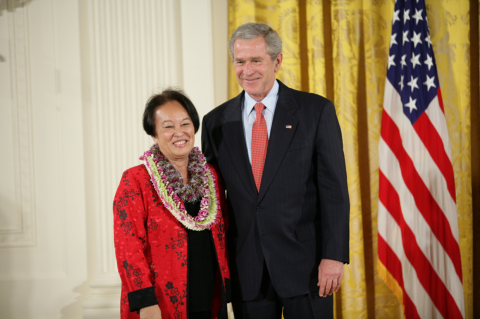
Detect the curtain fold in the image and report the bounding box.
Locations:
[228,0,475,318]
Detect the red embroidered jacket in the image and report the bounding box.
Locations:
[113,164,230,319]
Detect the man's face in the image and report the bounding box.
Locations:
[233,37,282,102]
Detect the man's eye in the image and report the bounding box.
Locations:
[165,126,174,129]
[181,123,190,126]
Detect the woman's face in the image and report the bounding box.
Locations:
[152,100,195,162]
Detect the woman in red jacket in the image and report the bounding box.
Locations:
[113,89,230,319]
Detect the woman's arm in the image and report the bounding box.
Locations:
[113,169,159,312]
[139,304,162,319]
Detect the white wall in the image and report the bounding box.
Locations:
[0,0,228,318]
[211,0,229,107]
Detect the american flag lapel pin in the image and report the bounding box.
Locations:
[286,125,292,129]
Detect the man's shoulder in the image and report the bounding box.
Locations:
[279,81,332,108]
[204,92,243,122]
[204,100,228,119]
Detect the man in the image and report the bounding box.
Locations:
[201,23,349,319]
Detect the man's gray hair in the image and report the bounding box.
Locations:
[228,23,282,62]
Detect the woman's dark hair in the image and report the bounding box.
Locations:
[143,88,200,136]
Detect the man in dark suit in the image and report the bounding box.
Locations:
[201,23,350,319]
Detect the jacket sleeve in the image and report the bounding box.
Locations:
[315,100,350,264]
[216,166,229,233]
[113,169,159,312]
[219,176,232,303]
[209,164,230,258]
[210,164,232,304]
[201,116,218,166]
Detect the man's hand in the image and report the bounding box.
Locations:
[317,259,344,297]
[139,304,162,319]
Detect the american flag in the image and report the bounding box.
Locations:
[377,0,465,318]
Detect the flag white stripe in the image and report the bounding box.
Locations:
[379,138,465,310]
[378,202,442,318]
[424,95,453,160]
[382,81,459,240]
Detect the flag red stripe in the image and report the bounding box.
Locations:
[379,170,463,319]
[437,87,445,114]
[413,112,456,202]
[380,111,463,279]
[378,234,421,319]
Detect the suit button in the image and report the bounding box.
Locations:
[257,206,263,212]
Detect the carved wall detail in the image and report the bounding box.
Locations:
[0,0,37,247]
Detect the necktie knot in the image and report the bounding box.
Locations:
[254,102,265,115]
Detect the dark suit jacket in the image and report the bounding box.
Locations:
[201,80,350,300]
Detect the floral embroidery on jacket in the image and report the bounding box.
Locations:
[133,268,142,277]
[133,277,143,288]
[122,171,131,186]
[164,282,187,319]
[147,219,158,231]
[175,251,187,267]
[121,294,127,316]
[123,260,133,277]
[144,177,162,207]
[148,262,159,285]
[221,264,227,275]
[165,230,187,249]
[215,223,225,249]
[114,188,140,236]
[123,260,142,288]
[138,235,146,248]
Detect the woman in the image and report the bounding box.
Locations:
[113,89,230,319]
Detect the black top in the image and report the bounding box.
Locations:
[184,200,217,313]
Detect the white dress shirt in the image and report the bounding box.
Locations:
[242,80,280,164]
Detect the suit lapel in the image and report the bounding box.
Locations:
[258,82,299,201]
[221,93,257,196]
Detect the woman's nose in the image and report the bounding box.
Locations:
[174,127,183,136]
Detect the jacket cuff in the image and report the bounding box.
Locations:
[225,278,231,303]
[127,286,158,312]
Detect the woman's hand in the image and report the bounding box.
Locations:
[139,305,162,319]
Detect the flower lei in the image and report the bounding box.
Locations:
[140,144,220,231]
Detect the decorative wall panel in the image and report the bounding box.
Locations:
[0,0,90,317]
[0,0,36,247]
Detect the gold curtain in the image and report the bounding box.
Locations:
[227,0,477,318]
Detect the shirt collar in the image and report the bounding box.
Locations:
[244,79,279,115]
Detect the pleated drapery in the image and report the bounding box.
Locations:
[227,1,477,318]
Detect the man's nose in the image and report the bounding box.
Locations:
[244,62,253,74]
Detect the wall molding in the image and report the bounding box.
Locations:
[0,0,36,247]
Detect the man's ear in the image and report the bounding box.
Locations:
[274,52,283,73]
